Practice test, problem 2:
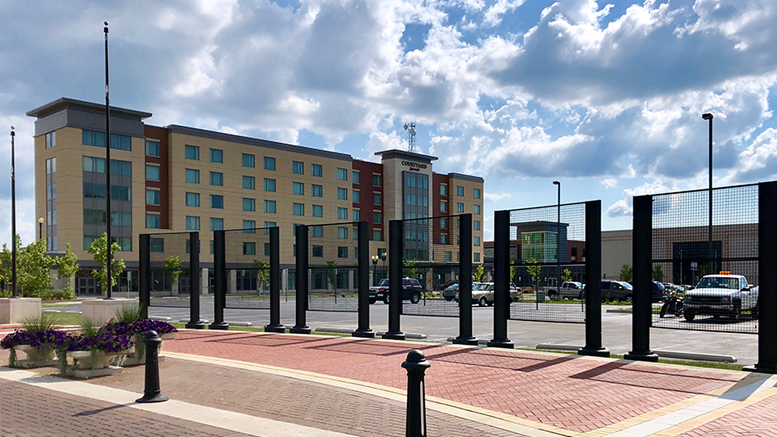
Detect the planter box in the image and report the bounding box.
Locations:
[123,332,176,367]
[12,345,58,368]
[66,350,127,378]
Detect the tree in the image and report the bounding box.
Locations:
[562,268,572,283]
[88,233,126,293]
[0,236,56,297]
[620,264,633,282]
[57,243,80,299]
[252,260,270,293]
[165,256,183,283]
[526,258,541,291]
[403,260,418,278]
[325,261,337,292]
[474,264,485,282]
[509,260,518,285]
[652,264,664,282]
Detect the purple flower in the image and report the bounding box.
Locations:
[1,329,71,349]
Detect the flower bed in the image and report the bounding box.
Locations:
[1,329,69,368]
[102,319,177,366]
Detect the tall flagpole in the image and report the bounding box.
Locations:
[104,21,113,299]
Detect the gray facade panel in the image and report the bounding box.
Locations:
[34,111,68,137]
[33,107,145,138]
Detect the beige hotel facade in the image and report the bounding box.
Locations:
[28,98,484,294]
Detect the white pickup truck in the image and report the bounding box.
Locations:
[683,274,758,321]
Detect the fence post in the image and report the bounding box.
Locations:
[185,232,206,329]
[383,220,406,340]
[266,226,285,333]
[751,181,777,373]
[579,201,609,357]
[454,214,478,345]
[210,230,228,330]
[402,350,430,437]
[624,196,658,361]
[290,225,311,334]
[488,210,514,348]
[353,221,375,338]
[139,234,150,320]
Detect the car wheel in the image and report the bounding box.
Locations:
[684,311,695,322]
[410,292,421,304]
[548,291,557,300]
[625,295,633,303]
[382,294,390,304]
[444,296,453,302]
[369,298,376,305]
[478,297,487,307]
[659,302,669,318]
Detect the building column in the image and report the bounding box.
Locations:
[201,268,209,295]
[228,269,237,294]
[348,270,354,292]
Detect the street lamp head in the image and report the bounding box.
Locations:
[38,217,44,224]
[553,180,560,186]
[702,113,713,120]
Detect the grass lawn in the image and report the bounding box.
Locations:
[43,312,82,326]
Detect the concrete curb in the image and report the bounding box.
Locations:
[315,327,427,339]
[536,344,737,363]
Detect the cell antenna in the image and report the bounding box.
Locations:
[403,122,417,152]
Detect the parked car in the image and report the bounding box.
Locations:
[369,277,423,304]
[456,282,520,306]
[552,282,584,300]
[442,283,459,301]
[683,273,758,321]
[440,280,458,291]
[601,280,633,301]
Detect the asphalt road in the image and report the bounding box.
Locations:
[52,297,759,365]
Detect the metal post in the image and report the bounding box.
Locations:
[186,232,206,329]
[749,181,777,373]
[353,221,375,338]
[454,214,477,345]
[104,21,113,300]
[10,127,17,298]
[135,330,168,403]
[402,350,430,437]
[579,201,609,357]
[138,234,150,319]
[703,113,713,273]
[291,225,311,334]
[383,220,405,340]
[624,195,658,361]
[266,227,285,333]
[488,210,514,348]
[553,181,561,299]
[210,230,228,330]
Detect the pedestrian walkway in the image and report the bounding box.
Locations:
[1,327,776,436]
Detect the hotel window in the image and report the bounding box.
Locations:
[209,148,223,163]
[292,161,304,174]
[146,189,160,205]
[474,236,481,246]
[185,145,199,160]
[352,171,360,184]
[474,253,481,262]
[145,140,159,156]
[293,203,305,216]
[146,214,160,229]
[338,247,348,258]
[444,251,452,262]
[312,245,324,257]
[312,164,322,177]
[242,153,255,168]
[337,207,348,220]
[82,130,131,151]
[210,218,224,231]
[243,198,255,212]
[243,176,255,190]
[373,193,381,205]
[185,216,200,230]
[337,188,348,200]
[440,234,448,245]
[373,229,382,241]
[243,220,256,233]
[45,131,56,148]
[264,178,276,192]
[185,169,200,184]
[474,204,481,215]
[311,226,323,237]
[263,156,275,170]
[150,238,165,253]
[265,200,276,214]
[209,171,223,186]
[312,205,323,217]
[264,222,276,235]
[338,227,348,239]
[243,242,256,256]
[373,174,381,187]
[457,186,464,196]
[474,220,481,231]
[440,201,447,212]
[312,184,323,197]
[373,211,382,224]
[441,184,447,196]
[82,156,105,173]
[474,188,481,199]
[145,165,160,181]
[210,194,224,209]
[441,218,447,229]
[353,190,360,203]
[353,209,360,221]
[185,192,200,207]
[110,160,132,176]
[457,203,464,213]
[337,168,347,181]
[293,182,304,195]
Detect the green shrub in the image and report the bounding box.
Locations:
[21,314,55,333]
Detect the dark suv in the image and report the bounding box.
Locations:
[369,277,423,304]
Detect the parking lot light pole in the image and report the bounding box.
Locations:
[104,21,113,300]
[553,181,561,299]
[371,255,378,286]
[702,113,713,273]
[10,127,17,298]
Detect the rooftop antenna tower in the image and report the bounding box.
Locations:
[403,122,417,152]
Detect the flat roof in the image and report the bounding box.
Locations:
[375,149,438,163]
[26,97,152,119]
[448,172,484,183]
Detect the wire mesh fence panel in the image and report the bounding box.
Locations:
[148,232,194,308]
[399,215,461,317]
[507,202,586,323]
[651,184,759,334]
[307,223,360,312]
[223,227,271,310]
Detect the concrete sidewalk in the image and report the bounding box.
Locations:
[1,328,777,436]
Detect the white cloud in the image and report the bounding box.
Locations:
[483,192,512,201]
[600,178,617,188]
[605,200,632,217]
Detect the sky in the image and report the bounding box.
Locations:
[1,0,777,246]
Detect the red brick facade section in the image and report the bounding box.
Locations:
[352,159,383,240]
[143,125,170,229]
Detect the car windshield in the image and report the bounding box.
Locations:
[378,279,389,286]
[621,282,633,290]
[696,277,739,289]
[474,283,489,290]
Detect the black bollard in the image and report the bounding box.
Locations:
[136,330,168,403]
[402,349,430,437]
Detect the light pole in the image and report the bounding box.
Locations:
[10,127,17,298]
[371,255,379,286]
[553,181,561,300]
[104,21,113,299]
[702,113,713,273]
[381,252,387,281]
[38,217,44,242]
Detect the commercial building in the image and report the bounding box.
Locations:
[27,97,484,294]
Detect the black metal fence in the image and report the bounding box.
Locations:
[305,222,361,312]
[222,227,272,310]
[506,202,587,323]
[649,184,759,334]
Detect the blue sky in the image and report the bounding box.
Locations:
[1,0,777,245]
